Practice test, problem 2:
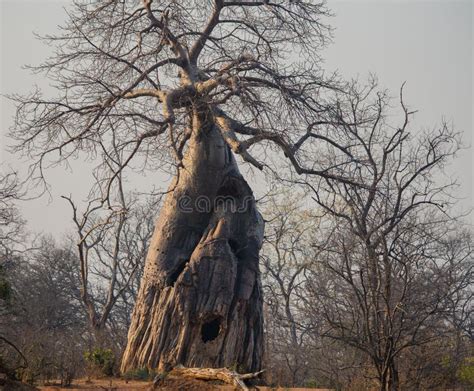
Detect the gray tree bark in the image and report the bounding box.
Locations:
[121,111,264,373]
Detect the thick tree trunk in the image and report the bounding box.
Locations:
[121,113,264,373]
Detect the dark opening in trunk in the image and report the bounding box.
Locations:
[167,260,189,287]
[201,317,221,343]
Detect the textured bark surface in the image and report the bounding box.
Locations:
[121,114,264,373]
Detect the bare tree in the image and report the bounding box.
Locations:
[9,0,369,372]
[261,192,375,390]
[0,168,27,377]
[1,237,86,385]
[260,191,319,386]
[104,197,159,347]
[262,188,472,390]
[62,178,157,347]
[296,81,472,391]
[0,169,25,257]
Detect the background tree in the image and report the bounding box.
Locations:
[260,191,320,387]
[62,173,157,348]
[259,79,472,390]
[263,191,473,390]
[0,169,24,258]
[261,191,378,390]
[296,81,473,391]
[1,238,85,385]
[0,168,27,378]
[9,0,368,373]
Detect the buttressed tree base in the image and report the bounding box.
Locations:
[121,112,265,372]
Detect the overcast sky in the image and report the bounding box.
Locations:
[1,0,473,237]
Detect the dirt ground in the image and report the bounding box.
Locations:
[36,377,333,391]
[38,377,216,391]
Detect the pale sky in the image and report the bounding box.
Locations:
[1,0,473,237]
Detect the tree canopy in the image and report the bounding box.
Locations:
[10,0,375,204]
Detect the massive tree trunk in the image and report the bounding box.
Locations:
[121,111,264,373]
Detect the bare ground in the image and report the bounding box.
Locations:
[37,377,332,391]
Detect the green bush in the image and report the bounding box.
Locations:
[123,367,158,381]
[304,379,321,388]
[84,348,115,377]
[458,356,474,387]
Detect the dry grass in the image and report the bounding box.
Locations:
[37,377,333,391]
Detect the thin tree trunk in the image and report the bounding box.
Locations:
[380,362,399,391]
[121,112,264,373]
[388,360,399,391]
[380,366,389,391]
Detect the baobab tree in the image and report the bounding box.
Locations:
[10,0,363,373]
